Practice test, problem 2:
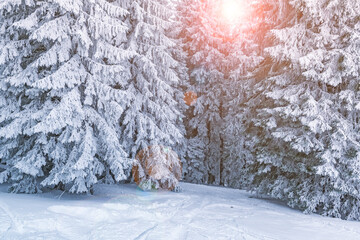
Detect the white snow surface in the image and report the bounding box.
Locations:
[0,182,360,240]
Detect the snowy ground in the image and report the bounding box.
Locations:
[0,183,360,240]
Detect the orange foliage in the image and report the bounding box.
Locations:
[184,91,198,106]
[132,145,182,191]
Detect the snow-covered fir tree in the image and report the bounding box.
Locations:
[0,0,134,193]
[221,0,286,188]
[245,0,360,220]
[165,0,190,178]
[179,0,229,184]
[176,0,203,182]
[221,13,264,188]
[117,0,186,165]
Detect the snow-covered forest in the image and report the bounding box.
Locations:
[1,0,360,224]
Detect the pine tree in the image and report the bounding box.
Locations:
[118,0,186,166]
[169,0,191,178]
[221,20,264,188]
[0,0,133,193]
[221,0,285,188]
[179,0,230,184]
[245,0,360,220]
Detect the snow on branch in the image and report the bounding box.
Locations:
[31,56,87,90]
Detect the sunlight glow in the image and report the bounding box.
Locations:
[200,0,253,40]
[221,0,245,22]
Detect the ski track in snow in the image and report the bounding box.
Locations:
[0,202,12,238]
[0,183,360,240]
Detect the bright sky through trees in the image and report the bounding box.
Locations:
[201,0,252,39]
[221,0,246,22]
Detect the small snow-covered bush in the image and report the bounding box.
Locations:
[132,145,182,191]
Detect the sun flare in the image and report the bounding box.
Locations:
[200,0,251,39]
[221,0,245,22]
[216,0,249,37]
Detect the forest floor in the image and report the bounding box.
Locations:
[0,182,360,240]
